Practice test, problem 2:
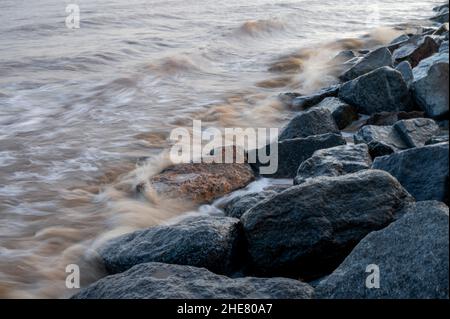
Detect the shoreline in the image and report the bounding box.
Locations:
[73,2,448,299]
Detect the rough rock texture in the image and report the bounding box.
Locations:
[393,118,440,148]
[340,47,393,81]
[426,133,449,145]
[354,125,408,155]
[395,61,414,87]
[73,262,314,299]
[440,40,449,52]
[372,142,449,202]
[431,10,449,24]
[223,190,279,219]
[291,85,340,109]
[294,144,372,185]
[241,170,414,280]
[339,67,411,115]
[315,201,449,299]
[412,52,449,118]
[144,162,255,204]
[252,133,346,178]
[315,97,359,130]
[365,111,425,126]
[278,108,339,141]
[99,216,244,275]
[392,36,439,67]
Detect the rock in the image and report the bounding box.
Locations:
[241,170,414,280]
[291,85,340,109]
[395,61,413,87]
[365,111,425,126]
[412,52,449,118]
[339,47,393,81]
[73,262,315,299]
[143,162,255,204]
[331,50,356,64]
[393,118,440,148]
[433,23,449,36]
[392,36,439,68]
[426,134,449,145]
[294,144,372,185]
[440,40,449,52]
[434,3,449,13]
[278,92,302,106]
[315,97,359,130]
[223,191,279,219]
[99,216,244,275]
[390,34,410,45]
[372,142,449,202]
[315,201,449,299]
[339,67,411,115]
[354,125,408,156]
[251,133,346,178]
[278,108,339,141]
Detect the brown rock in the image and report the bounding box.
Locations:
[143,162,256,204]
[393,36,439,68]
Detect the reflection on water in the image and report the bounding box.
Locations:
[0,0,440,298]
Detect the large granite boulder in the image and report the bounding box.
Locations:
[340,47,393,81]
[339,67,412,115]
[314,97,359,130]
[278,108,339,141]
[354,125,408,157]
[392,36,439,67]
[73,262,314,299]
[365,111,425,126]
[241,170,414,280]
[294,144,372,185]
[290,85,340,109]
[223,190,280,219]
[395,61,414,87]
[393,118,440,148]
[372,142,449,202]
[412,52,449,118]
[252,133,346,178]
[99,216,244,275]
[315,201,449,299]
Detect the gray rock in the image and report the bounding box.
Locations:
[315,97,359,130]
[434,3,449,13]
[393,36,439,68]
[252,133,346,178]
[412,52,449,118]
[365,111,425,126]
[340,47,393,81]
[395,61,413,87]
[73,262,314,299]
[332,50,356,63]
[433,23,449,36]
[279,108,339,141]
[99,216,244,275]
[440,40,449,52]
[372,142,449,202]
[393,118,440,148]
[294,144,372,185]
[241,170,414,280]
[223,191,278,219]
[339,67,412,115]
[390,34,410,45]
[431,10,449,24]
[315,201,449,299]
[354,125,408,155]
[291,85,340,109]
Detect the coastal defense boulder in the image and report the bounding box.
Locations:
[294,144,372,185]
[392,36,439,67]
[340,47,393,81]
[73,262,314,299]
[142,162,255,204]
[365,111,425,126]
[315,201,449,299]
[223,190,280,219]
[395,61,414,87]
[412,52,449,118]
[252,133,346,178]
[278,108,339,141]
[314,97,359,130]
[290,85,340,109]
[393,118,440,148]
[372,142,449,202]
[354,125,408,156]
[99,216,244,275]
[339,67,411,115]
[241,170,414,280]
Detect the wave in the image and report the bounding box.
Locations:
[237,18,287,37]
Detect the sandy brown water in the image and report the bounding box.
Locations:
[0,0,441,298]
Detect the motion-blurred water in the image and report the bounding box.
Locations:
[0,0,441,298]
